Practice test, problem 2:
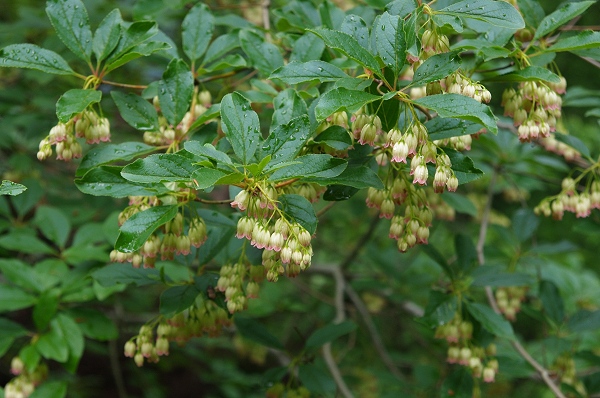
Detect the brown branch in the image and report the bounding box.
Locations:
[316,202,336,218]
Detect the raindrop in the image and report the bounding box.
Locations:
[381,25,385,31]
[317,67,323,72]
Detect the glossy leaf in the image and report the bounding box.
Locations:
[187,104,221,132]
[269,154,347,181]
[234,316,284,350]
[239,29,284,76]
[313,126,352,151]
[270,61,348,84]
[56,89,101,123]
[278,194,317,235]
[0,285,37,312]
[305,321,357,349]
[374,12,405,78]
[263,115,311,166]
[290,32,325,62]
[445,149,484,185]
[271,89,307,132]
[158,58,194,126]
[0,180,26,196]
[496,66,561,83]
[121,153,198,183]
[414,94,497,134]
[76,142,156,177]
[517,0,545,27]
[465,302,515,340]
[182,2,214,62]
[220,92,261,164]
[115,205,178,252]
[315,88,380,123]
[92,8,122,62]
[534,1,595,40]
[204,33,239,65]
[111,91,159,131]
[340,14,369,49]
[46,0,93,61]
[412,51,461,86]
[547,31,600,53]
[184,141,233,166]
[306,164,384,189]
[92,263,161,287]
[160,285,201,316]
[105,21,158,68]
[439,0,525,30]
[427,118,482,140]
[0,44,74,75]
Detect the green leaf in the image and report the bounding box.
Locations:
[30,381,67,398]
[0,231,56,255]
[496,66,561,84]
[76,166,169,198]
[424,291,458,326]
[465,301,515,340]
[35,317,69,363]
[269,154,347,181]
[445,149,484,185]
[568,310,600,333]
[92,9,122,62]
[191,168,235,189]
[184,142,233,167]
[104,40,170,73]
[308,28,381,76]
[263,115,311,166]
[105,21,158,65]
[115,205,178,252]
[56,89,102,123]
[305,321,357,349]
[412,51,461,86]
[0,318,28,341]
[0,180,27,196]
[160,284,201,317]
[20,345,41,373]
[220,92,261,164]
[553,132,591,159]
[111,91,159,131]
[512,208,539,242]
[314,126,352,151]
[121,153,198,183]
[374,12,405,78]
[534,1,595,40]
[197,225,236,265]
[403,7,421,60]
[298,363,336,395]
[270,61,348,85]
[46,0,93,61]
[239,29,284,76]
[547,31,600,53]
[77,142,157,177]
[234,316,284,350]
[0,44,74,75]
[414,94,497,134]
[517,0,545,28]
[441,367,473,398]
[470,266,534,287]
[92,263,161,287]
[34,206,70,248]
[204,33,239,65]
[182,3,214,62]
[271,89,307,132]
[306,164,384,189]
[33,292,59,330]
[315,88,381,123]
[386,0,418,18]
[341,14,369,49]
[158,58,194,126]
[0,259,46,292]
[66,308,118,340]
[439,0,525,30]
[277,194,318,235]
[539,280,564,324]
[290,32,325,62]
[455,234,477,273]
[55,313,84,371]
[441,192,477,216]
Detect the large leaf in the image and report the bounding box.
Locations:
[55,313,84,372]
[496,66,561,84]
[465,301,515,340]
[30,381,68,398]
[305,321,357,349]
[547,31,600,53]
[268,154,347,181]
[46,0,93,61]
[413,94,497,134]
[220,92,261,164]
[111,91,159,131]
[263,115,311,166]
[306,164,384,189]
[278,194,318,235]
[160,284,201,316]
[56,89,102,123]
[315,88,381,123]
[412,51,461,86]
[374,12,405,78]
[0,44,74,75]
[92,263,161,287]
[438,0,525,30]
[239,29,284,76]
[184,141,234,167]
[0,181,27,196]
[290,32,325,62]
[158,58,194,126]
[182,3,214,62]
[105,21,158,66]
[517,0,545,28]
[121,153,198,183]
[115,205,178,252]
[426,118,482,140]
[0,231,56,255]
[204,33,239,65]
[534,1,595,40]
[77,142,157,177]
[92,8,122,62]
[341,14,369,49]
[34,206,70,248]
[270,61,348,85]
[234,316,284,350]
[75,166,169,198]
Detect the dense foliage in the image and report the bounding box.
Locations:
[1,0,600,397]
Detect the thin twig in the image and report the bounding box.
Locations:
[101,80,147,90]
[195,198,233,204]
[316,202,336,218]
[262,0,271,39]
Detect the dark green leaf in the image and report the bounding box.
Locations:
[0,231,56,255]
[76,166,169,198]
[403,6,420,60]
[220,92,261,164]
[35,317,68,362]
[298,363,336,395]
[158,58,194,126]
[29,381,68,398]
[0,285,37,312]
[290,32,325,62]
[412,51,461,86]
[315,88,380,123]
[424,291,458,326]
[92,263,161,287]
[105,21,158,65]
[56,313,84,370]
[0,44,74,75]
[191,168,233,189]
[548,31,600,53]
[204,33,239,65]
[182,3,214,62]
[496,66,561,83]
[121,153,198,183]
[308,28,381,76]
[465,301,515,340]
[271,89,307,132]
[270,61,348,85]
[386,0,418,17]
[115,205,178,252]
[517,0,545,27]
[111,91,159,131]
[277,194,317,235]
[77,142,157,177]
[305,321,357,349]
[439,0,525,30]
[441,192,477,216]
[455,234,477,273]
[374,12,405,78]
[34,206,70,248]
[445,149,484,185]
[471,266,534,287]
[197,225,236,265]
[0,318,28,341]
[539,280,564,324]
[67,308,118,341]
[512,208,539,242]
[568,310,600,333]
[160,284,201,317]
[201,54,246,73]
[269,154,346,181]
[313,125,352,151]
[56,89,101,123]
[306,164,384,189]
[234,316,284,350]
[534,1,595,40]
[104,40,170,73]
[92,9,122,62]
[414,94,497,134]
[553,132,591,159]
[239,29,284,76]
[184,141,233,166]
[340,14,369,49]
[187,104,221,132]
[46,0,93,61]
[263,115,311,166]
[441,367,473,398]
[0,259,46,292]
[0,180,27,196]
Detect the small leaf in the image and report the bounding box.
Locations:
[512,208,539,242]
[92,8,122,62]
[547,31,600,53]
[306,164,384,189]
[305,321,357,349]
[115,205,178,252]
[55,313,84,370]
[534,1,595,40]
[0,285,37,312]
[158,58,194,126]
[184,142,233,167]
[35,318,69,362]
[182,3,214,62]
[220,92,261,164]
[465,301,515,340]
[160,284,201,317]
[315,88,381,123]
[204,33,240,64]
[234,316,284,350]
[278,194,318,235]
[76,142,157,177]
[92,263,161,287]
[0,44,74,75]
[0,231,56,255]
[76,166,169,198]
[187,104,221,132]
[568,310,600,333]
[427,118,482,141]
[29,381,68,398]
[445,149,484,185]
[403,7,421,60]
[34,206,70,248]
[56,89,102,123]
[271,89,307,132]
[121,153,198,183]
[341,14,369,49]
[455,234,477,273]
[412,51,461,86]
[263,115,311,166]
[67,308,118,341]
[386,0,418,18]
[298,363,336,395]
[270,61,348,85]
[191,168,232,189]
[439,0,525,30]
[471,266,534,287]
[290,32,325,62]
[517,0,545,27]
[424,291,458,326]
[0,180,27,196]
[111,91,159,131]
[539,280,564,324]
[268,154,347,181]
[441,367,473,398]
[313,126,352,151]
[105,21,158,66]
[239,29,284,77]
[441,192,477,216]
[46,0,93,61]
[553,132,591,159]
[496,66,561,84]
[374,12,405,79]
